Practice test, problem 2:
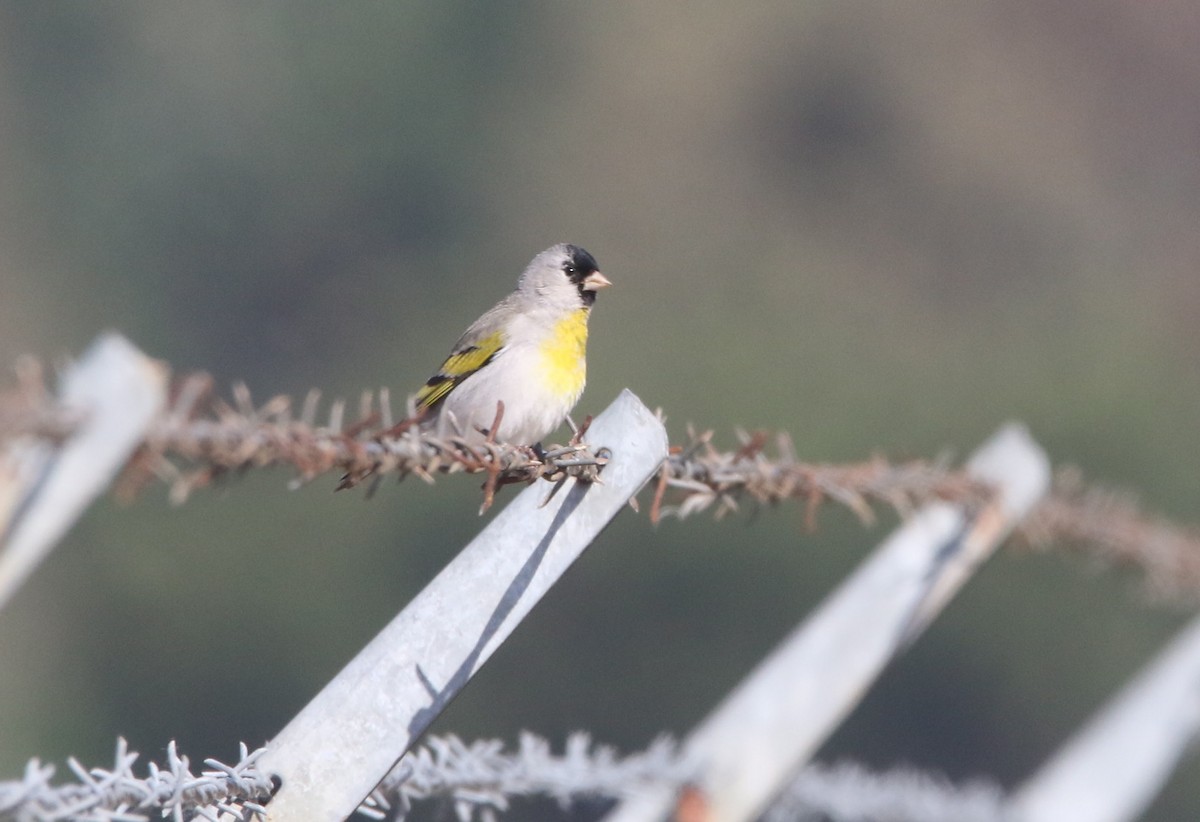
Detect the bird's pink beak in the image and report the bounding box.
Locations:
[582,271,612,291]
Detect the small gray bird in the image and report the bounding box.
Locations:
[415,244,611,444]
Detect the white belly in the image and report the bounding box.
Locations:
[435,343,585,444]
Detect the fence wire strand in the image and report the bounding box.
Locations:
[0,739,271,822]
[3,366,1199,597]
[0,734,1008,822]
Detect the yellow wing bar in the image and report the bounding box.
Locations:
[415,330,504,411]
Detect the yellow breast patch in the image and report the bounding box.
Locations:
[539,309,589,398]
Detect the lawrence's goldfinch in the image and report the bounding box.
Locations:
[415,244,611,445]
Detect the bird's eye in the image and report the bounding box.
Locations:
[564,264,577,277]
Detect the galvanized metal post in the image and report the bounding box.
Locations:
[0,333,167,612]
[603,423,1050,822]
[1009,611,1200,822]
[259,389,668,822]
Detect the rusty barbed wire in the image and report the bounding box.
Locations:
[116,373,608,514]
[1016,467,1200,601]
[650,426,991,527]
[3,363,1199,596]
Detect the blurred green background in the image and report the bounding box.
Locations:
[1,2,1198,818]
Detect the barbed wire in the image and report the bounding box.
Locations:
[2,367,1198,597]
[361,732,685,820]
[0,733,1007,822]
[762,761,1005,822]
[0,738,271,822]
[120,374,612,514]
[1016,467,1200,601]
[650,425,990,526]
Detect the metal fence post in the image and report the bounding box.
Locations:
[0,333,167,612]
[603,424,1050,822]
[258,389,668,822]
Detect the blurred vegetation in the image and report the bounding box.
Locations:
[1,2,1198,819]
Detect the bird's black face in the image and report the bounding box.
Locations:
[562,245,600,285]
[562,245,606,305]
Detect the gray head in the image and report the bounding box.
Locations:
[517,244,611,310]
